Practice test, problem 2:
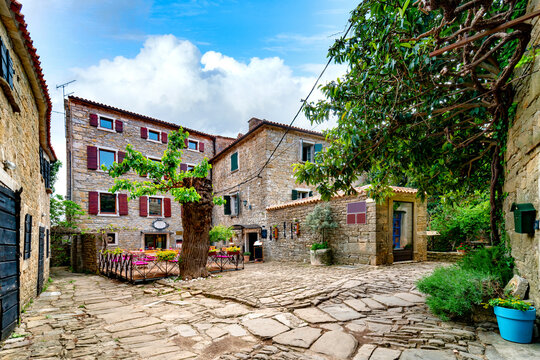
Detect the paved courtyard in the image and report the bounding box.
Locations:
[1,262,539,360]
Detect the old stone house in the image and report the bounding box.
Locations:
[210,118,327,259]
[65,96,234,250]
[0,0,56,340]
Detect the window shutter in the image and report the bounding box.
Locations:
[164,198,172,217]
[292,190,298,200]
[199,142,205,152]
[184,139,188,148]
[235,192,241,216]
[46,229,50,257]
[88,192,99,215]
[115,120,123,133]
[23,214,32,259]
[118,151,126,164]
[314,143,323,162]
[89,113,98,127]
[224,196,231,215]
[180,163,187,172]
[231,152,238,171]
[118,194,129,215]
[161,132,168,144]
[309,191,313,197]
[299,140,303,161]
[139,196,148,217]
[141,127,148,139]
[87,146,98,170]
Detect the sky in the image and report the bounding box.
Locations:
[19,0,357,195]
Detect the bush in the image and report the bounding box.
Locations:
[311,242,330,251]
[417,266,499,321]
[305,204,338,244]
[459,246,514,285]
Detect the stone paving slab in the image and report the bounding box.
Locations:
[319,304,363,321]
[294,307,336,323]
[242,318,290,338]
[273,327,322,348]
[310,330,358,359]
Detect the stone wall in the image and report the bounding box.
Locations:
[70,233,99,273]
[503,0,540,309]
[427,251,465,263]
[0,17,51,308]
[65,98,213,250]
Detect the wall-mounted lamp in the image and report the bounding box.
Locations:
[243,200,248,207]
[3,160,16,171]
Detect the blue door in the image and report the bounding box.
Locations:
[393,212,402,249]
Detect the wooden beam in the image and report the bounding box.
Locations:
[430,9,540,57]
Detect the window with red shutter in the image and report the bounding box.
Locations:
[164,198,171,217]
[139,196,148,217]
[89,113,98,127]
[184,139,188,148]
[88,192,99,215]
[141,127,148,139]
[118,194,129,215]
[161,132,168,144]
[180,163,187,172]
[199,142,205,152]
[87,146,98,170]
[115,120,123,133]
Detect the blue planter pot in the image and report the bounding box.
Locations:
[494,305,536,344]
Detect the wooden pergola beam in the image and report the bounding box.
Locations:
[430,9,540,57]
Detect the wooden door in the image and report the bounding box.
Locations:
[37,227,45,295]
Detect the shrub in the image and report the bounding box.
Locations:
[209,225,234,243]
[417,266,499,321]
[459,246,514,285]
[311,242,330,251]
[306,204,338,244]
[156,250,178,261]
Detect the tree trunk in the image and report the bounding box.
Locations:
[180,177,213,279]
[489,146,503,245]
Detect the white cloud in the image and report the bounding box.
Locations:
[69,35,344,137]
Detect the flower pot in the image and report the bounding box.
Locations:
[243,255,250,263]
[310,248,332,266]
[494,306,536,343]
[457,249,466,254]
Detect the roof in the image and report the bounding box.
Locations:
[4,1,56,160]
[210,118,325,163]
[266,185,418,211]
[68,96,217,140]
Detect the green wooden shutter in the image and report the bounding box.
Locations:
[235,193,240,215]
[231,152,238,171]
[292,190,298,200]
[309,191,313,197]
[313,144,323,162]
[224,196,231,215]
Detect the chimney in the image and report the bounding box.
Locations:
[237,133,244,139]
[248,117,263,131]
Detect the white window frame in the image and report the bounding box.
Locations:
[146,156,162,178]
[230,193,239,216]
[146,127,162,143]
[148,196,165,218]
[186,163,196,172]
[295,188,311,199]
[105,232,119,246]
[186,138,200,152]
[97,114,116,133]
[97,191,119,217]
[300,140,315,163]
[97,146,118,172]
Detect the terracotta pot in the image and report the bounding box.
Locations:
[243,255,250,263]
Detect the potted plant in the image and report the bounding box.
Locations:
[293,218,300,236]
[306,204,337,266]
[226,246,241,255]
[272,225,279,240]
[456,243,471,254]
[243,251,251,263]
[486,297,536,343]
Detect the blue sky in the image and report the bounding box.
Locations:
[19,0,357,194]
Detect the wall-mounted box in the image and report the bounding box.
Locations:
[510,203,536,234]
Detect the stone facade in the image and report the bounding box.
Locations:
[211,118,327,251]
[65,97,231,250]
[503,0,540,310]
[0,1,56,315]
[265,187,427,265]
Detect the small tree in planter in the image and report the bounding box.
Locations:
[209,225,234,246]
[306,204,338,265]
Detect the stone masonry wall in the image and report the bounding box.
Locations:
[66,99,214,250]
[0,18,51,308]
[503,0,540,309]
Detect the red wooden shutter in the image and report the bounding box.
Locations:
[87,146,98,170]
[141,127,148,139]
[89,113,98,127]
[180,163,187,172]
[118,194,128,215]
[88,192,99,215]
[164,198,171,217]
[139,196,148,217]
[118,151,126,163]
[199,142,205,152]
[184,139,188,148]
[161,132,168,144]
[115,120,123,133]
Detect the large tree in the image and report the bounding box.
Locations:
[295,0,534,244]
[105,129,222,279]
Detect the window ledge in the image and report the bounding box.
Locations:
[0,77,20,113]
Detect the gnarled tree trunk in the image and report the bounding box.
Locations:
[180,177,213,279]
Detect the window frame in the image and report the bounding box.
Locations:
[301,140,315,163]
[185,163,196,172]
[347,201,367,225]
[95,114,117,132]
[147,129,161,143]
[296,190,310,199]
[0,37,14,88]
[98,147,117,170]
[105,232,119,246]
[98,191,118,216]
[230,193,239,216]
[148,196,165,217]
[187,138,199,152]
[230,151,239,172]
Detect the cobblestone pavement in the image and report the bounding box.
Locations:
[1,262,539,360]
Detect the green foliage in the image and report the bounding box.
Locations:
[209,225,234,243]
[417,266,499,321]
[50,194,85,229]
[459,246,514,285]
[305,204,338,244]
[156,250,179,261]
[310,241,330,251]
[243,251,251,256]
[487,297,532,311]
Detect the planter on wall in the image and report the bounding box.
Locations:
[310,248,332,266]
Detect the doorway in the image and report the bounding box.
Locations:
[247,232,257,261]
[144,234,167,250]
[392,201,414,262]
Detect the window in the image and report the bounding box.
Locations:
[149,197,163,216]
[149,130,160,142]
[100,193,117,214]
[292,189,313,200]
[188,140,198,151]
[186,164,195,171]
[0,37,14,88]
[99,149,116,168]
[347,201,367,225]
[106,233,118,246]
[99,116,114,130]
[231,152,239,172]
[302,142,314,162]
[39,148,51,189]
[224,193,240,216]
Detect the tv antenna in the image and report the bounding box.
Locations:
[56,80,76,98]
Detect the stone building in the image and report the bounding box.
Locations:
[210,118,327,259]
[503,0,540,310]
[65,96,234,250]
[0,0,56,340]
[266,186,427,265]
